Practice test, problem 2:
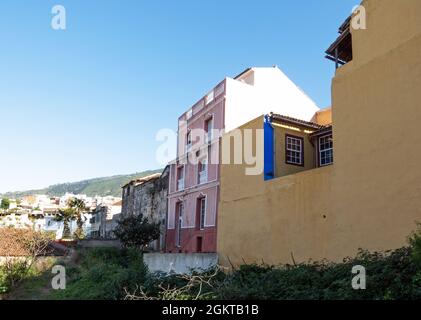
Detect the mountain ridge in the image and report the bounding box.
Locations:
[0,169,163,199]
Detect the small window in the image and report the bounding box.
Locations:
[186,131,192,153]
[205,117,213,143]
[177,166,185,190]
[205,90,214,105]
[176,202,184,247]
[126,186,130,197]
[198,158,208,184]
[319,134,333,166]
[285,135,304,166]
[198,197,206,230]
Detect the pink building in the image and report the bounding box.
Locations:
[166,66,319,253]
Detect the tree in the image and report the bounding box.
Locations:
[67,198,88,239]
[54,198,89,240]
[55,208,76,239]
[114,215,161,251]
[0,198,10,210]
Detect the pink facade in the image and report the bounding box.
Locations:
[166,81,225,253]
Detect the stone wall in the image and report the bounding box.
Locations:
[121,167,169,251]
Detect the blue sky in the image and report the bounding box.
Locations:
[0,0,357,193]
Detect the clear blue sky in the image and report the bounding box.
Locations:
[0,0,357,193]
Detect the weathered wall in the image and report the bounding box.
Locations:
[143,253,218,274]
[121,170,169,251]
[217,0,421,267]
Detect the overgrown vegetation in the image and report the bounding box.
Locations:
[114,215,161,251]
[50,248,148,300]
[5,225,421,300]
[0,228,53,294]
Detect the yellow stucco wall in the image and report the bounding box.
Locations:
[311,108,332,126]
[217,0,421,267]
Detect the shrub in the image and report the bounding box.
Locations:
[114,215,161,251]
[52,247,148,300]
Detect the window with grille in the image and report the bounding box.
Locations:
[319,134,333,166]
[285,135,304,166]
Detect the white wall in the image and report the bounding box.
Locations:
[224,67,319,132]
[144,253,218,274]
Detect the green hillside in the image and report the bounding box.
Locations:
[1,169,163,199]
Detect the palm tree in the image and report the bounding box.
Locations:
[55,208,77,239]
[67,198,88,239]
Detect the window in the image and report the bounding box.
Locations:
[205,117,213,143]
[186,130,192,153]
[177,166,185,190]
[286,135,304,166]
[319,134,333,166]
[186,108,193,120]
[197,197,206,230]
[198,159,208,184]
[205,90,214,105]
[176,202,184,247]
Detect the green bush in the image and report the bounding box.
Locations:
[216,247,421,300]
[135,246,421,300]
[0,269,8,294]
[52,247,148,300]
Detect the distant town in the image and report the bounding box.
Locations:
[0,193,122,240]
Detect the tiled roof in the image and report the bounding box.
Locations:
[309,125,333,138]
[270,113,326,130]
[122,173,162,188]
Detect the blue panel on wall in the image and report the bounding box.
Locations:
[264,115,274,181]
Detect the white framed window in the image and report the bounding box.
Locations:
[186,130,192,153]
[205,90,214,105]
[186,108,193,120]
[205,117,213,143]
[176,202,184,247]
[286,135,304,166]
[319,134,333,166]
[198,197,206,230]
[198,159,208,184]
[177,166,185,191]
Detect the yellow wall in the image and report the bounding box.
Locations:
[218,0,421,266]
[311,108,332,126]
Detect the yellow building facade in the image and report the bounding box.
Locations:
[217,0,421,267]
